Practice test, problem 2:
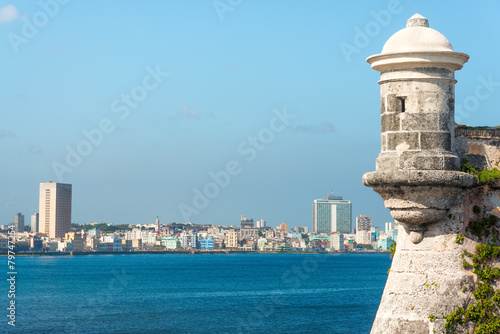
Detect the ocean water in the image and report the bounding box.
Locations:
[4,253,391,333]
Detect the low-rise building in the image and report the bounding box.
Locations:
[200,238,214,250]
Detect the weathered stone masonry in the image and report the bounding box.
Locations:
[363,14,500,334]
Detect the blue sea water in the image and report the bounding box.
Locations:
[3,253,391,333]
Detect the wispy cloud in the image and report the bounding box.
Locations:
[28,145,43,154]
[170,106,202,121]
[181,106,199,119]
[293,122,335,134]
[0,130,16,138]
[0,5,19,23]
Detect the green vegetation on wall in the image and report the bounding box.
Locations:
[461,159,500,185]
[445,206,500,333]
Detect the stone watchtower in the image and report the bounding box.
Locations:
[364,14,475,244]
[363,14,491,333]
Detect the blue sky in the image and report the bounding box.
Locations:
[1,0,500,229]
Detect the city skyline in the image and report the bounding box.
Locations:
[2,2,500,229]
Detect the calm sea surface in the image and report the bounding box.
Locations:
[4,253,391,333]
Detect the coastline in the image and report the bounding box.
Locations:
[1,250,391,256]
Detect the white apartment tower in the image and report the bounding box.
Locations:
[39,181,72,238]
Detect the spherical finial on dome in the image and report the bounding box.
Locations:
[406,13,429,28]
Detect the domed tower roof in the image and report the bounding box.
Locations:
[367,14,468,71]
[382,14,453,53]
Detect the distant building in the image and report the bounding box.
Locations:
[295,225,309,234]
[200,238,214,250]
[378,238,394,251]
[256,219,266,228]
[31,213,39,233]
[279,223,289,233]
[356,215,372,244]
[330,233,344,251]
[181,232,198,249]
[385,222,399,232]
[240,215,254,228]
[30,237,43,251]
[239,216,259,239]
[386,228,398,243]
[226,230,239,248]
[356,215,372,233]
[155,216,160,233]
[371,226,380,241]
[312,192,352,234]
[39,181,72,238]
[13,213,24,233]
[162,237,179,249]
[65,232,84,252]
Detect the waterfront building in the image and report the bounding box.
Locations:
[122,239,133,251]
[378,237,394,251]
[200,238,214,250]
[181,232,198,249]
[65,232,84,252]
[162,237,179,249]
[39,181,72,238]
[13,213,24,233]
[98,242,113,252]
[226,230,238,248]
[312,192,352,234]
[31,213,39,233]
[113,238,123,252]
[30,237,43,251]
[330,233,344,251]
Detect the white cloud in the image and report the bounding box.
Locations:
[181,106,200,119]
[0,5,19,23]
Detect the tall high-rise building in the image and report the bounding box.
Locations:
[39,181,72,238]
[31,213,39,233]
[13,213,24,233]
[312,192,352,234]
